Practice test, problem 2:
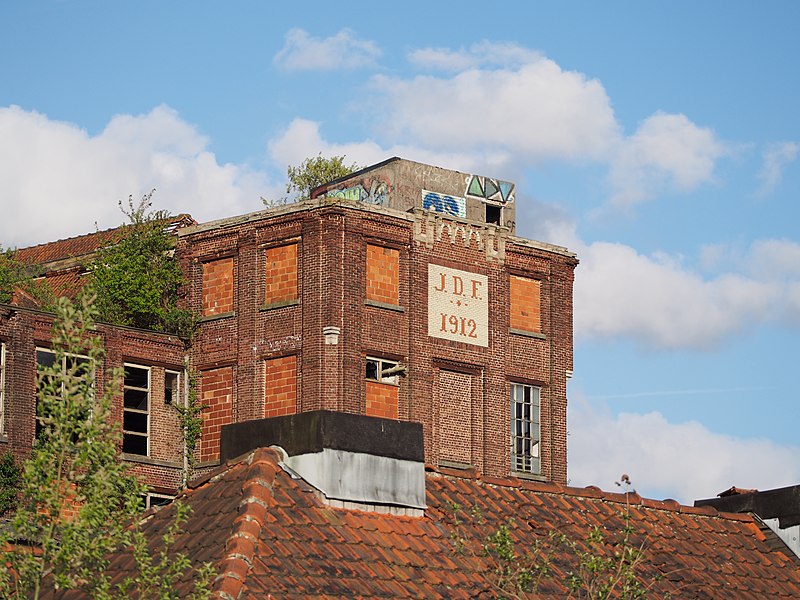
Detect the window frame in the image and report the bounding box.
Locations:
[510,383,541,474]
[123,363,151,457]
[35,346,93,438]
[164,369,181,406]
[365,356,400,386]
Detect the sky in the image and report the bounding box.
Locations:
[2,1,799,504]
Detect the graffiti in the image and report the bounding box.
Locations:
[465,175,515,204]
[327,178,390,206]
[257,335,302,355]
[422,190,466,218]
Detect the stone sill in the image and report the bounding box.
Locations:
[509,328,546,340]
[260,299,300,311]
[122,453,182,469]
[512,470,546,481]
[199,311,235,323]
[438,460,475,471]
[365,299,405,313]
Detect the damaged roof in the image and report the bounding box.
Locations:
[50,447,800,598]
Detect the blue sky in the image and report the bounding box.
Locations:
[2,1,799,503]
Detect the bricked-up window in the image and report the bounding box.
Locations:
[0,342,6,435]
[35,348,92,438]
[365,357,399,419]
[264,243,298,305]
[510,383,540,474]
[509,275,541,333]
[164,370,180,405]
[202,257,235,317]
[366,245,400,306]
[123,364,150,456]
[200,366,233,463]
[438,370,473,465]
[264,355,297,418]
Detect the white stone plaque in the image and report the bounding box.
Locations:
[428,264,488,347]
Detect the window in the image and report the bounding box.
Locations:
[202,257,235,317]
[143,492,173,509]
[123,364,150,456]
[165,370,181,405]
[510,383,540,474]
[365,357,400,385]
[509,275,541,334]
[366,245,400,306]
[264,243,298,305]
[35,347,92,438]
[0,342,6,435]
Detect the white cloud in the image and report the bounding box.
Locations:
[273,28,381,71]
[408,40,542,71]
[573,239,781,350]
[608,112,728,208]
[370,57,620,161]
[0,105,271,248]
[757,141,798,198]
[267,117,492,178]
[568,397,800,504]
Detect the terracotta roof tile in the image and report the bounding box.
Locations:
[39,446,800,598]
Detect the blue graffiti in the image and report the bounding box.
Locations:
[423,191,466,218]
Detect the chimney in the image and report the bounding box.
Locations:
[220,411,426,515]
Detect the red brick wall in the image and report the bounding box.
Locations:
[199,366,233,463]
[437,369,473,464]
[365,381,398,419]
[366,244,399,305]
[202,257,234,316]
[509,275,541,332]
[264,355,297,418]
[264,244,298,305]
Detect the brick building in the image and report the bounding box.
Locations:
[0,157,577,495]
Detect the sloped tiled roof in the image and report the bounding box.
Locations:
[7,214,195,305]
[52,447,800,598]
[14,214,195,267]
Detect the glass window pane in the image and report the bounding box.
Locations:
[124,366,149,389]
[123,434,147,455]
[36,349,56,368]
[124,411,148,433]
[124,389,149,410]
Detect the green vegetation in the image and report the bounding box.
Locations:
[0,294,212,599]
[263,153,362,206]
[90,192,195,338]
[448,477,670,599]
[0,451,21,515]
[171,369,205,485]
[0,248,54,309]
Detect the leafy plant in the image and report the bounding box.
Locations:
[0,247,54,309]
[0,293,211,599]
[0,451,21,514]
[263,153,362,206]
[171,369,205,485]
[90,192,196,338]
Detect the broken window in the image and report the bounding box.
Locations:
[485,203,502,226]
[510,383,540,474]
[365,357,400,385]
[123,364,150,456]
[164,369,181,405]
[35,347,93,439]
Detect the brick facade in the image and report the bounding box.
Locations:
[199,366,233,463]
[264,243,298,306]
[202,257,234,317]
[264,355,297,418]
[365,381,398,419]
[366,244,399,305]
[1,157,577,491]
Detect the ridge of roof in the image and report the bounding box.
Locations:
[424,463,760,522]
[213,448,282,599]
